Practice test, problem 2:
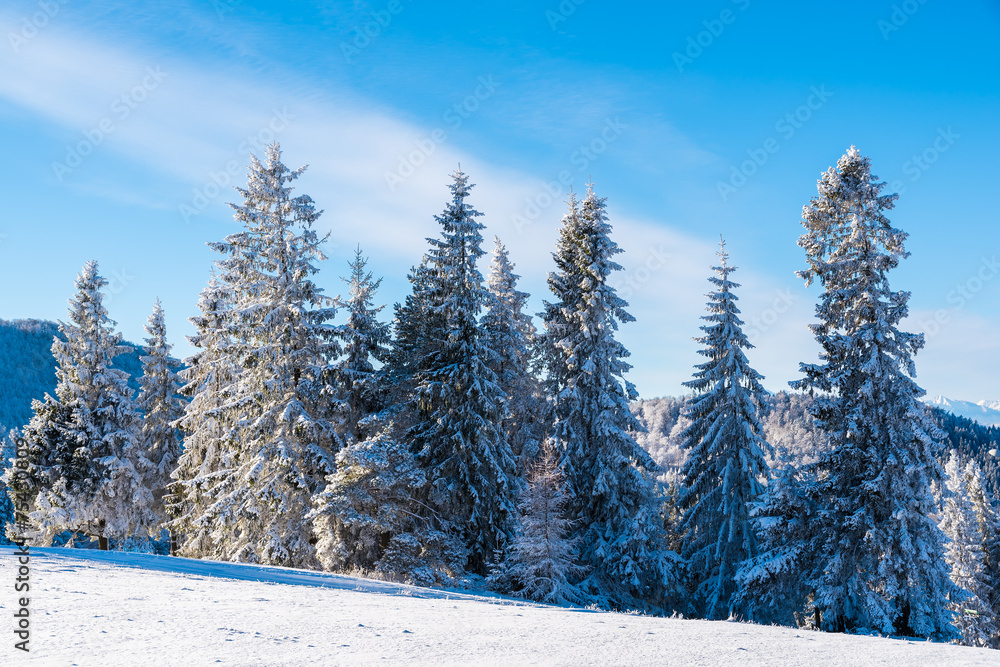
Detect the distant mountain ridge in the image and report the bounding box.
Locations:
[0,318,146,434]
[924,395,1000,427]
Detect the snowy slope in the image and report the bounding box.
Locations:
[2,547,997,666]
[925,395,1000,427]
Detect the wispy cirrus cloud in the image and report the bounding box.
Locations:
[4,8,984,400]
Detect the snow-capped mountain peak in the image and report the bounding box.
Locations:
[925,395,1000,427]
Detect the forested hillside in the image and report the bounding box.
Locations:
[633,393,1000,496]
[930,409,1000,494]
[0,319,145,434]
[632,392,831,478]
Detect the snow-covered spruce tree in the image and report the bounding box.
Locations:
[178,143,341,568]
[541,185,682,610]
[7,261,154,549]
[408,169,517,576]
[965,458,1000,646]
[483,236,543,470]
[136,299,184,525]
[489,440,584,605]
[310,251,432,577]
[678,239,772,620]
[791,146,955,638]
[320,224,470,582]
[733,451,822,627]
[3,398,71,543]
[310,417,467,585]
[333,247,391,443]
[939,454,998,647]
[311,419,401,572]
[165,275,235,557]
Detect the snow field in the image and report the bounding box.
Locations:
[1,547,997,666]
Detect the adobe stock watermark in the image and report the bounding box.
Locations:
[51,66,167,182]
[7,0,69,53]
[511,116,628,234]
[877,0,930,40]
[213,0,243,20]
[613,245,671,299]
[10,434,32,653]
[102,268,134,306]
[888,127,959,196]
[341,0,407,63]
[384,76,499,191]
[180,108,294,223]
[717,85,833,202]
[919,255,998,339]
[746,289,797,342]
[672,0,751,73]
[546,0,586,31]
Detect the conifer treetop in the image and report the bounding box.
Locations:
[797,145,905,290]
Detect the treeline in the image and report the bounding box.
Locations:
[930,410,1000,495]
[3,144,999,647]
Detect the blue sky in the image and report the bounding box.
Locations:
[0,0,997,400]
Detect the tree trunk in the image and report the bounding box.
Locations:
[894,599,913,637]
[98,535,109,551]
[170,531,179,556]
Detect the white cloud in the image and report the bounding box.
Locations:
[2,15,993,401]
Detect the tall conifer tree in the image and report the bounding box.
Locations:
[9,261,153,548]
[940,455,998,647]
[334,247,391,443]
[541,185,680,609]
[166,276,235,557]
[792,146,955,638]
[408,170,517,575]
[136,299,184,524]
[679,239,771,620]
[172,143,340,568]
[483,236,542,469]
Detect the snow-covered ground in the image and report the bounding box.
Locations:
[1,547,996,666]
